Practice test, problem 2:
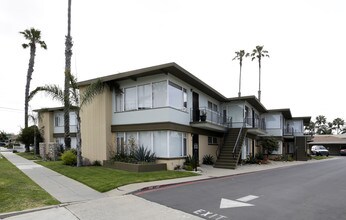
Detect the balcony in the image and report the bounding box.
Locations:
[190,108,231,132]
[231,117,266,135]
[283,128,305,136]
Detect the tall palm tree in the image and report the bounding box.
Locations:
[29,72,104,167]
[250,45,269,102]
[64,0,73,149]
[333,118,344,134]
[232,50,249,97]
[20,28,47,152]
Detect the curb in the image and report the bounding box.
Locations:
[0,205,59,219]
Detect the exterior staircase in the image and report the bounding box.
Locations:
[214,128,247,169]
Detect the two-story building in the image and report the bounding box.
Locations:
[36,63,311,169]
[34,107,78,148]
[77,63,311,169]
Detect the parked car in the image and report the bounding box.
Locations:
[311,145,329,156]
[340,147,346,156]
[0,142,6,146]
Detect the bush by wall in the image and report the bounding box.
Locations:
[61,150,77,166]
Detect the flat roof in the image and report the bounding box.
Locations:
[78,62,227,102]
[227,96,267,113]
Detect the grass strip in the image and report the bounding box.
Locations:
[38,161,198,192]
[0,155,59,213]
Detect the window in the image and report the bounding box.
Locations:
[124,87,137,111]
[169,81,183,110]
[69,112,77,126]
[138,84,152,109]
[208,101,213,110]
[54,114,63,127]
[138,131,152,151]
[183,88,187,109]
[208,136,218,145]
[168,81,187,111]
[115,91,123,112]
[152,81,167,108]
[169,131,183,157]
[117,131,187,158]
[153,131,167,157]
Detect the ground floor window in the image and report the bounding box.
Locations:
[55,137,77,149]
[208,136,218,145]
[116,130,187,158]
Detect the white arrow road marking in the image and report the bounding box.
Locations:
[220,198,254,209]
[236,195,259,202]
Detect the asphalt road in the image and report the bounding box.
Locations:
[137,158,346,220]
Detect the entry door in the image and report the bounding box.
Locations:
[192,92,199,122]
[192,134,199,160]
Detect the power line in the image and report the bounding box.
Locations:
[0,106,23,112]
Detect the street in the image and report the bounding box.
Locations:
[137,157,346,220]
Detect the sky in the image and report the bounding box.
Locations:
[1,0,346,134]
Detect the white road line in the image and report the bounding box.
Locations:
[220,198,254,209]
[236,195,259,202]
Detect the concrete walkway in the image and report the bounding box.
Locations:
[0,151,340,220]
[1,152,105,203]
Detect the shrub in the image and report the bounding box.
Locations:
[92,160,102,166]
[255,152,264,160]
[184,155,198,170]
[61,150,77,166]
[202,154,214,165]
[259,136,279,155]
[134,145,156,163]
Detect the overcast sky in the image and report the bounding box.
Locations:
[1,0,345,134]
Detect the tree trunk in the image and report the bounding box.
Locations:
[64,0,73,149]
[258,59,261,102]
[238,61,242,97]
[24,45,36,152]
[76,113,82,167]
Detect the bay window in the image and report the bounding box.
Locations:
[117,130,187,158]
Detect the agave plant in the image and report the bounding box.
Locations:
[134,145,156,163]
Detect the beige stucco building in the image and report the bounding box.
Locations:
[36,63,311,169]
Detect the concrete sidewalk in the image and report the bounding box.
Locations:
[1,152,105,203]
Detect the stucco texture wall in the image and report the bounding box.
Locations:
[80,86,114,164]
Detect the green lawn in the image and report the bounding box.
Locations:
[38,161,199,192]
[0,155,59,214]
[16,151,41,160]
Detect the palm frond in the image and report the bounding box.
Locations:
[80,80,104,108]
[29,85,64,103]
[39,41,47,49]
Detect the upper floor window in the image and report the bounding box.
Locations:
[152,81,167,108]
[55,115,63,127]
[115,80,187,112]
[208,101,218,112]
[169,81,187,111]
[124,87,137,111]
[138,84,152,109]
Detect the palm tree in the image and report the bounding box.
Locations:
[29,72,104,167]
[305,121,315,135]
[315,115,327,135]
[333,118,344,134]
[64,0,73,149]
[20,28,47,152]
[232,50,249,97]
[250,45,269,102]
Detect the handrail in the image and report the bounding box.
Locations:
[232,126,243,158]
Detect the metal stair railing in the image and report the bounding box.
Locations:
[232,126,243,158]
